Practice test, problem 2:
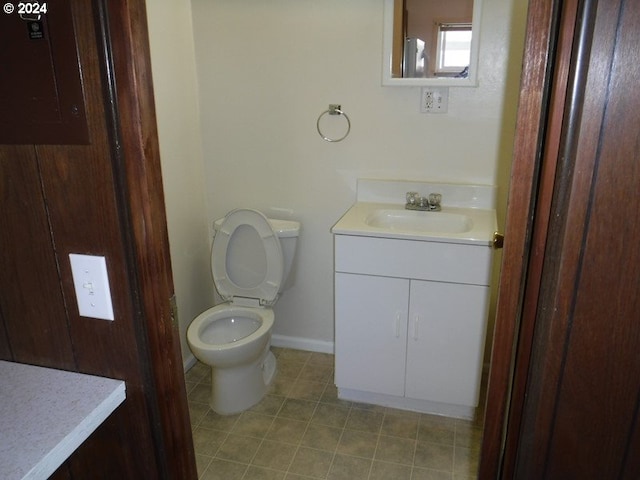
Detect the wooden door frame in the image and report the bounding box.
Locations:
[101,0,565,477]
[479,0,568,477]
[94,0,197,477]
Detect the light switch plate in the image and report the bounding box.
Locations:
[69,254,114,321]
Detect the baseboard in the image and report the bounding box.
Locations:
[338,387,476,420]
[183,353,197,373]
[271,334,334,354]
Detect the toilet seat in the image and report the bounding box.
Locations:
[212,209,284,306]
[187,303,274,355]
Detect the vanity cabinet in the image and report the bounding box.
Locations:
[334,234,492,415]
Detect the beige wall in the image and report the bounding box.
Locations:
[145,0,529,363]
[145,0,215,366]
[188,0,528,354]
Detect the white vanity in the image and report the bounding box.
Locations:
[331,179,497,419]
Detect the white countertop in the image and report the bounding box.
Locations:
[0,361,126,480]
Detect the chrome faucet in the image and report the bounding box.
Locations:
[405,192,442,211]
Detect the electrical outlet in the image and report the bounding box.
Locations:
[421,87,449,114]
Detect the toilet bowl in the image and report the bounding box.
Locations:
[187,208,300,415]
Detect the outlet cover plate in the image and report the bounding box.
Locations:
[69,254,114,321]
[421,87,449,113]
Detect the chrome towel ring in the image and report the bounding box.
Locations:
[316,104,351,142]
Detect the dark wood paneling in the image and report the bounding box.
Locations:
[0,0,197,476]
[513,0,640,477]
[0,0,89,144]
[31,0,162,476]
[543,0,640,474]
[0,145,75,368]
[0,311,11,359]
[65,407,134,479]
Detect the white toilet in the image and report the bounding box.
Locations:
[187,208,300,415]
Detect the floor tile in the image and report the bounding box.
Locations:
[231,412,275,439]
[413,442,454,472]
[311,403,350,428]
[319,383,351,407]
[266,417,309,444]
[454,422,483,449]
[192,426,225,457]
[186,349,486,480]
[410,466,453,480]
[327,454,372,479]
[195,453,212,477]
[288,447,334,478]
[216,434,261,463]
[243,465,286,480]
[200,458,246,480]
[279,398,317,422]
[299,363,333,383]
[185,362,210,383]
[418,414,456,446]
[251,394,285,416]
[369,460,412,480]
[336,429,378,459]
[269,375,294,397]
[453,446,480,477]
[308,352,334,367]
[300,424,342,451]
[381,412,420,439]
[251,440,298,471]
[288,379,327,401]
[345,408,384,433]
[199,409,240,432]
[374,435,416,465]
[189,401,210,427]
[189,383,212,404]
[277,360,306,379]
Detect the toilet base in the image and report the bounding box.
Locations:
[209,345,277,415]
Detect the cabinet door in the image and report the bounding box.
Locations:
[334,273,409,396]
[406,280,489,407]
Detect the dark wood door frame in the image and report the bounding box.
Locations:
[481,0,640,476]
[95,0,196,477]
[479,0,569,477]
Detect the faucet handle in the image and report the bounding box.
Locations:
[428,193,442,210]
[406,191,420,205]
[428,193,441,204]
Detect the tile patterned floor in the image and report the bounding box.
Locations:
[186,348,483,480]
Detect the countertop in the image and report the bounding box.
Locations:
[0,361,126,480]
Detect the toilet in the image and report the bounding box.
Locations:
[187,208,300,415]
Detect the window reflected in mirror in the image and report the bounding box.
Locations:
[383,0,481,87]
[435,23,472,76]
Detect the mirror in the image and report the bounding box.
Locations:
[382,0,482,87]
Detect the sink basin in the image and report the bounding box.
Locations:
[365,209,473,234]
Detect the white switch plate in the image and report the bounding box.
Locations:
[69,254,114,321]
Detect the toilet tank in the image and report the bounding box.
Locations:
[213,215,300,293]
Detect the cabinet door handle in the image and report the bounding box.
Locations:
[413,315,420,340]
[394,314,400,338]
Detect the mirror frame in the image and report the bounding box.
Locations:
[382,0,482,87]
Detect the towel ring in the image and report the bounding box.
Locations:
[317,104,351,142]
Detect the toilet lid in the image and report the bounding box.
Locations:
[212,209,284,306]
